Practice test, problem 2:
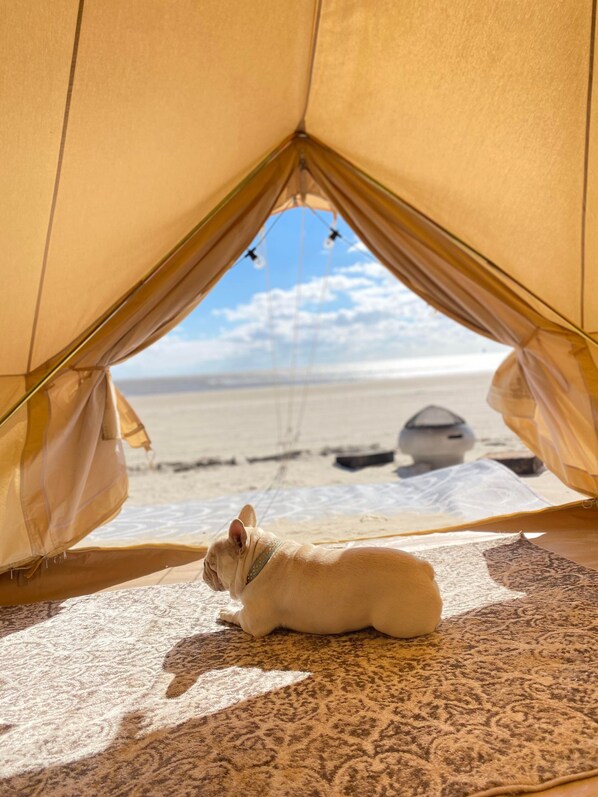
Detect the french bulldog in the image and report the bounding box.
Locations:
[203,504,442,638]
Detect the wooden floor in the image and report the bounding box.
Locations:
[108,558,207,591]
[532,528,598,571]
[107,526,598,592]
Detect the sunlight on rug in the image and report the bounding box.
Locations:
[1,536,596,797]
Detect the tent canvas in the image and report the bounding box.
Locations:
[1,0,598,578]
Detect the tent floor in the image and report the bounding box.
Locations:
[102,525,598,797]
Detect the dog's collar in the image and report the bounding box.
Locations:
[246,539,282,585]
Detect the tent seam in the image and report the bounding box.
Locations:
[0,135,295,433]
[581,0,597,330]
[304,135,598,349]
[25,0,86,374]
[297,0,322,132]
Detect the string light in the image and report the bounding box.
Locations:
[244,247,266,270]
[324,228,341,249]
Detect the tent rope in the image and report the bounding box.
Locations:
[202,213,291,540]
[283,205,307,454]
[260,229,284,451]
[290,213,337,449]
[257,208,308,523]
[259,210,338,524]
[216,208,338,529]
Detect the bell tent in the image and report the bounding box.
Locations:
[1,0,598,583]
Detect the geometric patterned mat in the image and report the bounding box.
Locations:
[1,536,596,796]
[77,460,549,548]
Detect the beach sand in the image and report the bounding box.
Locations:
[121,371,583,509]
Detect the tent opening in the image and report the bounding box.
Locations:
[2,135,597,602]
[100,208,576,545]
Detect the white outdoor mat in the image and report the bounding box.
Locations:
[77,460,548,548]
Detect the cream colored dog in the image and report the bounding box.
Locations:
[203,504,442,639]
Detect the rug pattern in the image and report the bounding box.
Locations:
[1,537,596,797]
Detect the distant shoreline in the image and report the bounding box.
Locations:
[118,365,581,509]
[114,351,509,397]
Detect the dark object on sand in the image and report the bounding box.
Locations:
[171,457,237,472]
[483,450,544,475]
[399,405,475,469]
[247,450,303,463]
[336,449,395,470]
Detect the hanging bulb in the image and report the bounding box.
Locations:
[324,228,341,249]
[244,247,266,269]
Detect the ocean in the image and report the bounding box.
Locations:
[114,351,510,397]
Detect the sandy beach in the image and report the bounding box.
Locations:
[120,370,583,510]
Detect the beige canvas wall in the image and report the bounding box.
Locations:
[1,1,597,577]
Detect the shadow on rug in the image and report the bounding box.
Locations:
[0,537,596,797]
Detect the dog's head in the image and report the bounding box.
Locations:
[203,504,257,593]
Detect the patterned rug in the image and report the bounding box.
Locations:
[1,536,596,797]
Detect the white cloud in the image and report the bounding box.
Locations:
[114,259,501,378]
[346,241,370,254]
[337,261,390,280]
[214,274,373,323]
[112,332,243,378]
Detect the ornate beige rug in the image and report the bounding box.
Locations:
[1,536,597,796]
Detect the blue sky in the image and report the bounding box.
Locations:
[113,208,508,379]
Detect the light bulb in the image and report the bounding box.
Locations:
[253,254,266,270]
[324,228,340,249]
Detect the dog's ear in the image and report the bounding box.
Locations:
[238,504,257,529]
[228,519,247,553]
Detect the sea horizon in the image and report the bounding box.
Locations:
[114,350,510,397]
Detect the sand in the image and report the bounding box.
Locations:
[121,371,583,508]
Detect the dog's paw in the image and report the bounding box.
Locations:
[218,608,239,625]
